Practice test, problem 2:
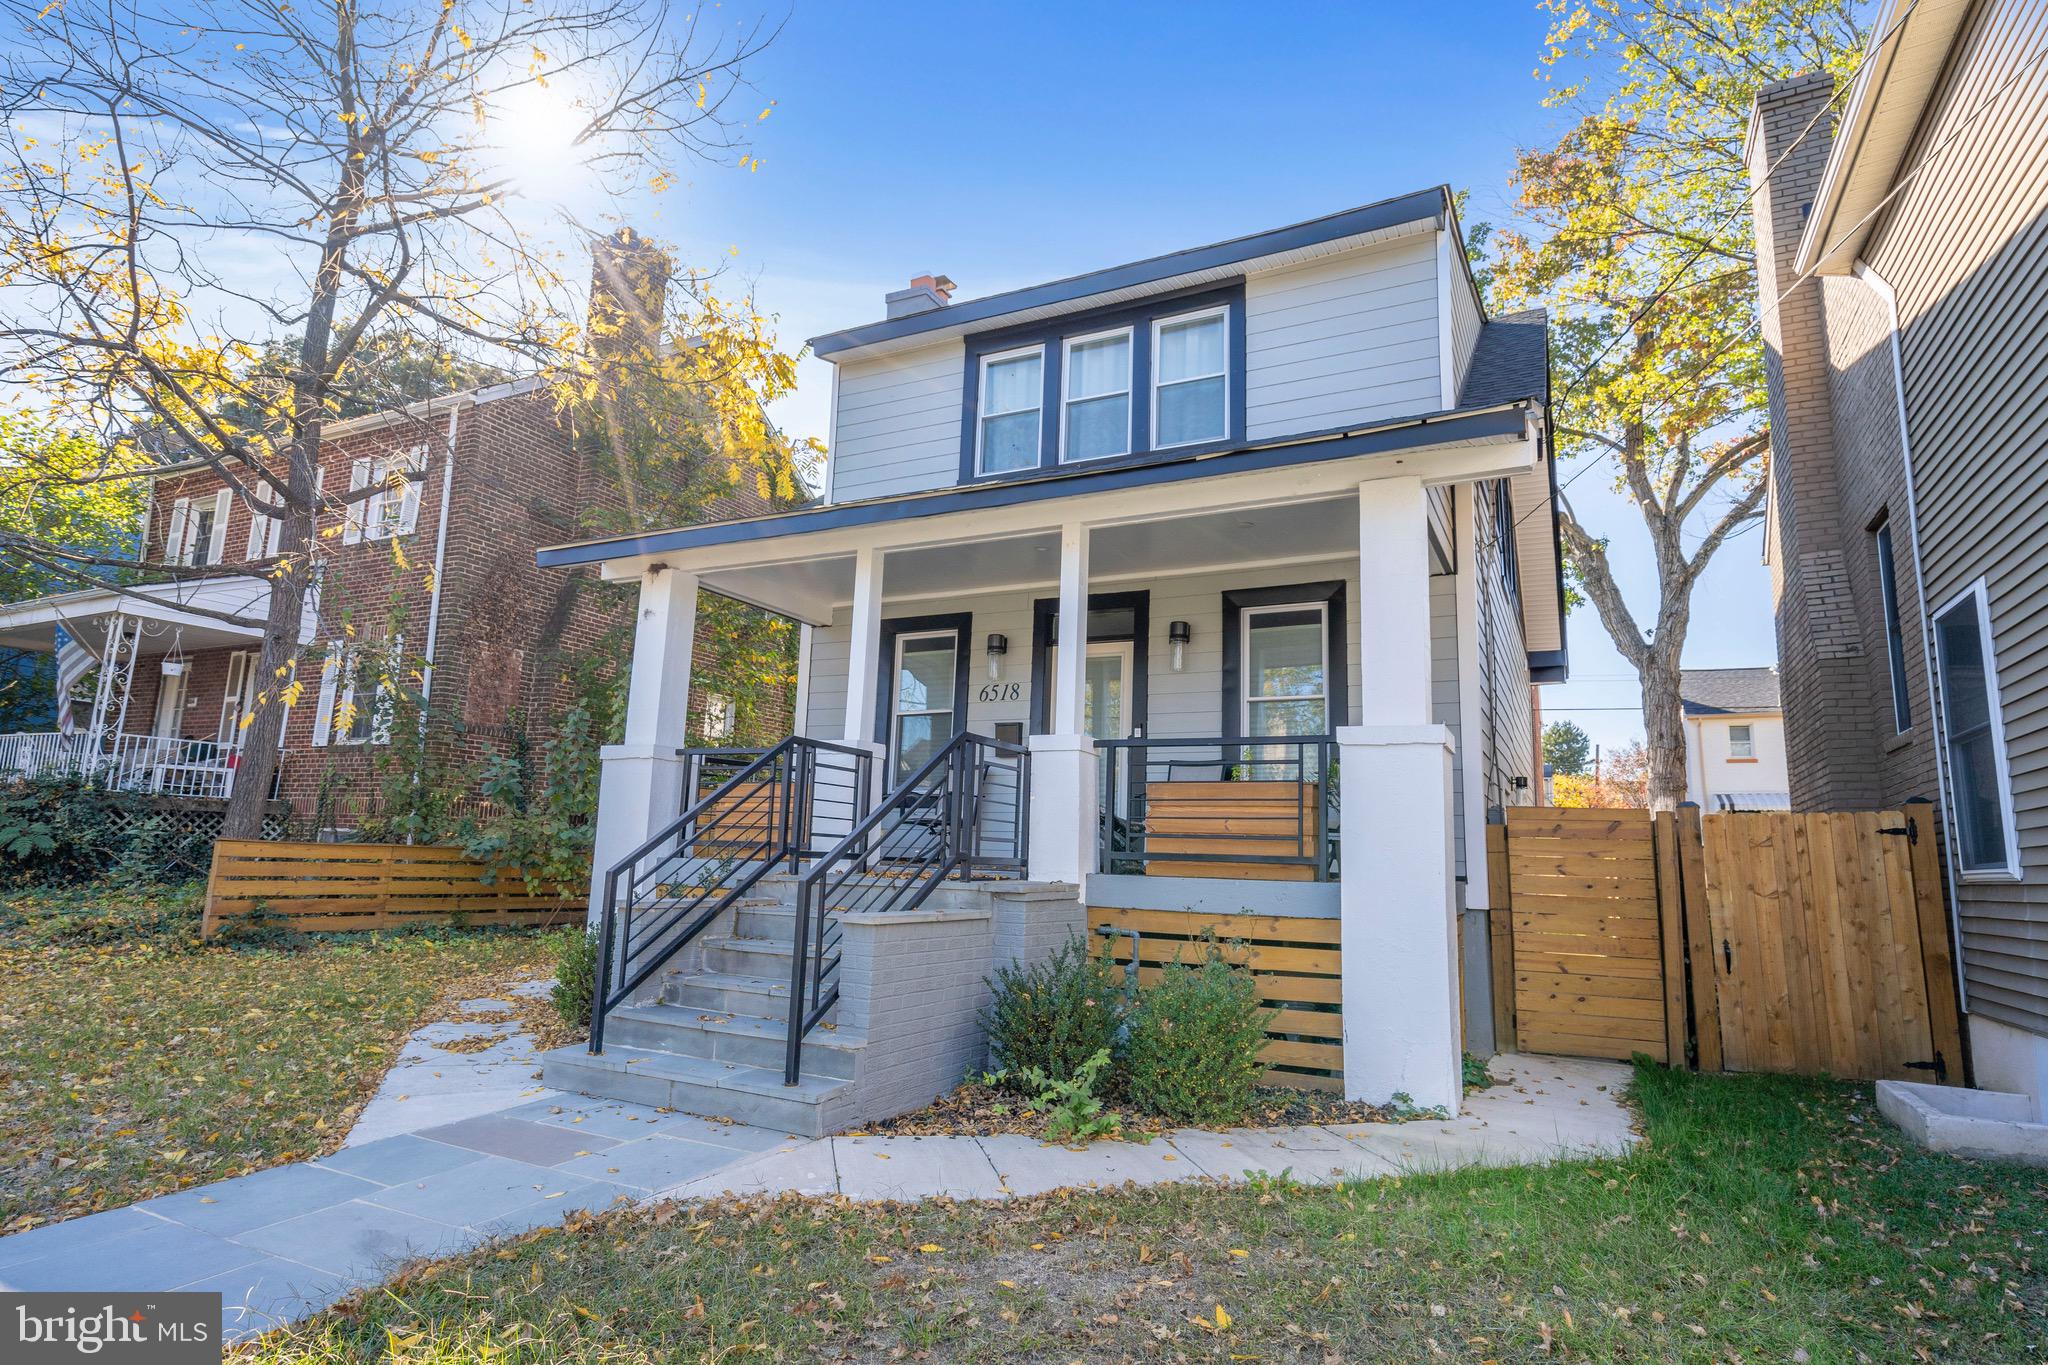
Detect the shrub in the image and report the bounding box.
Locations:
[1017,1046,1120,1144]
[979,933,1127,1089]
[1123,948,1270,1124]
[551,927,599,1031]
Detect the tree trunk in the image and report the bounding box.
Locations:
[1639,648,1689,811]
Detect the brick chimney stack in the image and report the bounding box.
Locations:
[885,272,957,319]
[589,227,673,357]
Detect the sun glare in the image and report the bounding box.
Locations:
[485,82,594,205]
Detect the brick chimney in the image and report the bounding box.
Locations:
[589,227,673,357]
[885,272,956,319]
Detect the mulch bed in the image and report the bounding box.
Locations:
[846,1079,1396,1142]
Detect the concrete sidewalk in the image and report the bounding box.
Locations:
[0,1004,1633,1346]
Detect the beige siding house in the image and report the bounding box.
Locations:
[1746,0,2048,1109]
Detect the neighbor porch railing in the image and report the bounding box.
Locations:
[0,730,242,799]
[1096,735,1338,880]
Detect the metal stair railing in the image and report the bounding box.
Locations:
[782,732,1029,1084]
[588,735,874,1053]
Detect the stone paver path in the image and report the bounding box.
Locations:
[0,1032,1633,1345]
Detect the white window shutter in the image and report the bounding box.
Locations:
[310,645,340,746]
[207,489,231,564]
[397,446,425,535]
[343,459,369,544]
[245,486,270,559]
[165,498,191,566]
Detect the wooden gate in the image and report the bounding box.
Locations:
[1491,800,1964,1083]
[1694,809,1961,1081]
[1501,806,1673,1063]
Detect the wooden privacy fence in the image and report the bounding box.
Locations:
[1489,801,1964,1084]
[203,839,582,938]
[1088,905,1343,1090]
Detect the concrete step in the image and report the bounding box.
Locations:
[697,933,796,976]
[539,1044,854,1138]
[663,968,846,1025]
[604,1002,865,1080]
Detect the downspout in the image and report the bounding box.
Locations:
[408,403,463,844]
[1855,258,1966,1010]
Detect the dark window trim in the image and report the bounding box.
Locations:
[1221,581,1349,742]
[1873,517,1913,733]
[873,613,973,768]
[1026,590,1151,737]
[1493,478,1520,604]
[959,282,1247,487]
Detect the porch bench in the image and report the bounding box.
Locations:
[1142,780,1322,881]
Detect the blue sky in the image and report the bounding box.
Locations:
[637,0,1781,754]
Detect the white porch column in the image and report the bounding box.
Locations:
[589,565,699,921]
[837,545,890,804]
[1340,475,1462,1112]
[1029,521,1096,885]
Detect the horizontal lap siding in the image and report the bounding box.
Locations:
[1449,251,1483,397]
[828,340,964,503]
[1432,570,1465,877]
[1244,236,1441,439]
[1867,0,2048,1033]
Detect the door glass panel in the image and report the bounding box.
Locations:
[1243,605,1327,778]
[1083,652,1124,741]
[892,634,958,781]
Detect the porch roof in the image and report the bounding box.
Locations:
[0,576,277,655]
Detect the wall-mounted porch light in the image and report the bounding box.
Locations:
[1168,620,1192,672]
[985,633,1008,681]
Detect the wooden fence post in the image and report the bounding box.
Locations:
[1652,810,1691,1067]
[1674,803,1723,1072]
[1902,797,1967,1085]
[1485,810,1516,1053]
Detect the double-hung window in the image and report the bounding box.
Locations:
[1874,519,1913,731]
[1061,329,1131,461]
[977,348,1043,475]
[1727,724,1754,759]
[344,445,427,544]
[1932,583,2018,877]
[889,631,959,781]
[1153,307,1228,447]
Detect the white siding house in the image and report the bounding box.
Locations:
[538,188,1566,1126]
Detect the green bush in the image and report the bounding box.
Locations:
[979,933,1127,1089]
[551,927,599,1031]
[1122,949,1271,1124]
[1018,1046,1121,1144]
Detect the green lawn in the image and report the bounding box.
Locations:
[248,1064,2045,1363]
[0,883,554,1230]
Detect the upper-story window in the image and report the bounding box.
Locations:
[1153,307,1228,447]
[166,489,230,566]
[343,446,427,543]
[977,348,1043,476]
[1062,329,1131,461]
[1727,723,1754,759]
[958,285,1244,485]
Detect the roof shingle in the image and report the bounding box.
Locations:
[1680,666,1782,716]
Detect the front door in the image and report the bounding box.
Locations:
[1048,640,1135,742]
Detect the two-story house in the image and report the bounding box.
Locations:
[536,188,1566,1132]
[0,231,784,833]
[1681,667,1791,812]
[1746,0,2048,1114]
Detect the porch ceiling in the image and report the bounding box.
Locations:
[0,579,274,655]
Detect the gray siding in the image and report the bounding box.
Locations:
[828,340,963,503]
[1430,569,1465,876]
[1244,234,1441,439]
[1863,0,2048,1034]
[1448,249,1484,400]
[1475,480,1535,812]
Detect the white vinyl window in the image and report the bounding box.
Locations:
[1242,603,1329,740]
[1061,328,1132,462]
[1727,723,1754,759]
[1932,582,2019,878]
[1153,307,1228,447]
[976,347,1043,475]
[889,630,959,781]
[343,445,427,544]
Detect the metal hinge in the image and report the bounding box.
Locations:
[1878,815,1922,842]
[1905,1052,1949,1082]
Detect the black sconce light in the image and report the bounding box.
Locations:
[1168,620,1192,672]
[986,632,1008,681]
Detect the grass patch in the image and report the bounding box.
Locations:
[0,883,553,1230]
[247,1064,2045,1362]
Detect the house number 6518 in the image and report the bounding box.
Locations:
[977,682,1022,703]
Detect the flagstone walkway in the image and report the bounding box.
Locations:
[0,989,1635,1346]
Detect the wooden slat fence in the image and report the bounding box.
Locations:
[1143,781,1321,881]
[203,839,581,938]
[1491,800,1965,1084]
[1088,905,1342,1090]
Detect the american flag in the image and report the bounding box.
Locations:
[52,624,98,736]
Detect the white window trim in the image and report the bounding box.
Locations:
[1727,723,1754,759]
[889,628,959,773]
[1932,579,2021,881]
[1058,326,1133,463]
[314,639,399,747]
[1239,600,1330,738]
[1150,305,1230,451]
[974,344,1045,477]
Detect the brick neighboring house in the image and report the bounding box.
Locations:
[1745,0,2048,1106]
[0,234,792,832]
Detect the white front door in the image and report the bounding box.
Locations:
[1048,640,1135,742]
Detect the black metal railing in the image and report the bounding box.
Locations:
[589,735,874,1053]
[783,732,1030,1083]
[1096,735,1338,880]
